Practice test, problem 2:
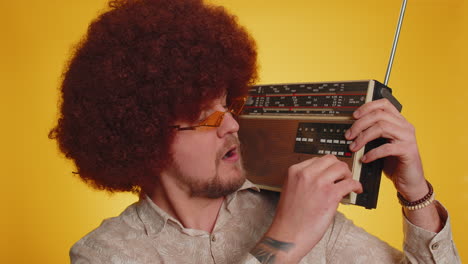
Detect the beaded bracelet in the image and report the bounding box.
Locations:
[397,180,435,210]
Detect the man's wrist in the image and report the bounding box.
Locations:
[250,236,298,264]
[397,180,434,210]
[396,179,429,202]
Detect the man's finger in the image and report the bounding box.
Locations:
[349,121,407,152]
[288,154,339,177]
[360,142,416,163]
[353,98,401,119]
[346,109,404,140]
[334,178,363,197]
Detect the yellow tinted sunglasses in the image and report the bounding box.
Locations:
[172,97,247,131]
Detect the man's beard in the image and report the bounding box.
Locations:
[173,135,246,198]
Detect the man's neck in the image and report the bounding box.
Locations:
[149,176,224,233]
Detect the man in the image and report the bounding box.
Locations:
[50,0,460,263]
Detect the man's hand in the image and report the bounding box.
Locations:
[251,155,362,263]
[345,98,442,232]
[345,98,426,201]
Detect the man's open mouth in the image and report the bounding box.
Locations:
[222,146,237,160]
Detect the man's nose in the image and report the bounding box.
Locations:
[217,112,239,137]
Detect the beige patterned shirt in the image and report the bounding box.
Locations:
[70,181,460,263]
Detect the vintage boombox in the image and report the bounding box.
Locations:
[238,80,402,209]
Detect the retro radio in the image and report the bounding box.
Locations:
[238,0,408,209]
[238,80,401,209]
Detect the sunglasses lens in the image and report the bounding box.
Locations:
[194,97,246,129]
[229,97,247,117]
[199,111,225,127]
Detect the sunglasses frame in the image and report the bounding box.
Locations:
[171,96,247,131]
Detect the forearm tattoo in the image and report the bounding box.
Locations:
[251,237,295,263]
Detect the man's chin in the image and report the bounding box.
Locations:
[205,178,245,198]
[200,169,245,199]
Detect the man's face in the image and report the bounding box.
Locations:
[168,96,245,198]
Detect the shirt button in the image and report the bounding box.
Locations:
[431,242,440,250]
[211,235,216,242]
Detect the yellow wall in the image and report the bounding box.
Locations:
[2,0,466,262]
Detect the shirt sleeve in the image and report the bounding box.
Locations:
[326,201,460,264]
[70,241,104,264]
[402,201,461,263]
[70,238,147,264]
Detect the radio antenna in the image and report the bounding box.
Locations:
[384,0,408,86]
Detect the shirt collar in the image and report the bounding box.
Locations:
[135,195,169,237]
[239,179,261,192]
[136,179,260,237]
[225,180,259,212]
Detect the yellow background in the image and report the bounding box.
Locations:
[1,0,467,262]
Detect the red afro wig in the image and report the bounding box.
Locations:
[50,0,258,194]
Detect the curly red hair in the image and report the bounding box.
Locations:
[50,0,257,193]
